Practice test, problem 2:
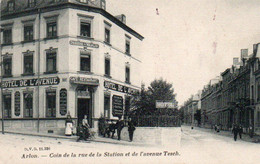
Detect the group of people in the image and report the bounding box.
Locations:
[65,114,91,141]
[103,116,136,142]
[65,114,136,142]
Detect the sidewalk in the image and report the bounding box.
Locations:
[190,126,260,143]
[0,130,150,147]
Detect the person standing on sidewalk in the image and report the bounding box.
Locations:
[238,125,243,139]
[232,124,238,141]
[116,116,124,140]
[128,118,136,142]
[249,124,253,138]
[65,113,73,136]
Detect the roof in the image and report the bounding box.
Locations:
[0,0,144,41]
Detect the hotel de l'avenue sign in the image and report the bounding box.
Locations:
[1,77,60,88]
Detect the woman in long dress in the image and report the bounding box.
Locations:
[65,114,73,136]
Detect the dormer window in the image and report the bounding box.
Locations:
[7,0,15,12]
[28,0,36,8]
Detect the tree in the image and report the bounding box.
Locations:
[130,78,178,116]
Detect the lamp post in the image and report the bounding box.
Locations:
[0,27,4,134]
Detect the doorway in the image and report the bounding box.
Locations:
[77,98,92,127]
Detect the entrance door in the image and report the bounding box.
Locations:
[77,98,91,127]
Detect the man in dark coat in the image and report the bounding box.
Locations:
[128,118,136,142]
[116,116,124,140]
[238,125,243,139]
[232,124,238,141]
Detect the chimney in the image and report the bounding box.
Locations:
[241,49,248,59]
[233,57,239,66]
[253,44,258,54]
[115,14,126,24]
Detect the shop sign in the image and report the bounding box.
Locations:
[69,40,99,48]
[14,91,21,116]
[60,89,67,116]
[1,77,60,88]
[70,76,99,85]
[156,100,176,109]
[112,95,123,117]
[104,81,139,95]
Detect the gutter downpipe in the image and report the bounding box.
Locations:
[37,8,41,133]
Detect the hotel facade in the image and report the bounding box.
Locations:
[0,0,144,134]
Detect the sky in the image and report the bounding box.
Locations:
[107,0,260,105]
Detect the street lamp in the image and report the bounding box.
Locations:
[0,27,4,134]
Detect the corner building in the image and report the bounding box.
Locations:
[0,0,144,134]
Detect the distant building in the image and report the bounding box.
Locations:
[0,0,144,134]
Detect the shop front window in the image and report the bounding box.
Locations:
[24,92,33,118]
[3,94,11,118]
[46,91,56,117]
[104,96,110,118]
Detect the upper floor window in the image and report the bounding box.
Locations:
[125,66,130,83]
[24,53,34,75]
[7,0,15,12]
[46,51,57,73]
[125,34,131,55]
[47,22,57,38]
[3,28,12,44]
[24,25,34,41]
[105,57,110,76]
[125,41,130,54]
[3,56,12,77]
[104,28,110,44]
[28,0,36,8]
[101,0,106,10]
[80,51,91,72]
[80,21,91,37]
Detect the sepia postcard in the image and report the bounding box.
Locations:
[0,0,260,164]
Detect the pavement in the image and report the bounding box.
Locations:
[0,130,153,147]
[184,126,260,143]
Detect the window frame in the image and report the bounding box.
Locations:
[23,52,34,75]
[104,95,111,119]
[46,22,57,38]
[3,93,12,118]
[105,57,111,77]
[23,24,34,42]
[3,56,12,77]
[46,90,57,118]
[80,51,91,72]
[80,21,91,38]
[28,0,36,8]
[104,28,110,44]
[7,0,15,12]
[23,92,33,118]
[125,66,130,83]
[3,28,12,44]
[46,51,57,73]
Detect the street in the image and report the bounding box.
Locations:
[1,126,260,164]
[180,126,260,164]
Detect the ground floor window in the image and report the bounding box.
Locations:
[104,96,110,118]
[23,92,33,118]
[46,90,56,117]
[3,93,11,118]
